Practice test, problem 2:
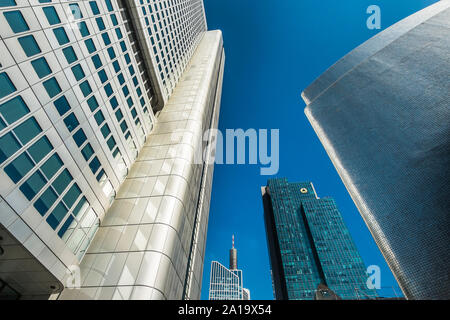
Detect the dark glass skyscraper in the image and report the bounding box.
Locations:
[262,178,377,300]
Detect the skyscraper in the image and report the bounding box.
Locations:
[301,1,450,300]
[261,178,377,300]
[0,0,224,300]
[209,236,250,300]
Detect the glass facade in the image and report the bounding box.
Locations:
[262,178,377,300]
[209,262,244,300]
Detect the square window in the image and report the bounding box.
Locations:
[43,6,60,25]
[71,64,85,81]
[91,54,102,69]
[31,57,52,78]
[97,69,108,83]
[110,96,118,109]
[28,135,53,163]
[81,143,94,161]
[63,113,79,132]
[73,128,87,147]
[53,27,69,45]
[41,153,63,179]
[118,73,125,85]
[0,96,28,124]
[94,111,105,125]
[104,83,113,97]
[4,152,34,183]
[43,77,62,98]
[34,187,58,216]
[18,35,41,57]
[63,183,81,208]
[52,168,72,194]
[89,156,101,174]
[14,117,42,145]
[62,46,77,64]
[78,21,89,37]
[87,95,99,111]
[46,201,68,229]
[4,10,29,33]
[53,95,70,116]
[106,136,116,150]
[0,132,21,164]
[20,170,46,201]
[79,80,92,97]
[0,72,16,99]
[84,38,96,53]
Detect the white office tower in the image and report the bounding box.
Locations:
[0,0,224,300]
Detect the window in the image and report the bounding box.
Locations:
[62,46,77,64]
[53,27,69,45]
[96,17,105,30]
[69,3,83,19]
[106,136,116,150]
[104,83,113,96]
[97,69,107,83]
[107,47,115,59]
[0,0,17,7]
[43,77,62,98]
[0,132,21,164]
[78,21,89,37]
[71,64,85,81]
[63,183,81,208]
[0,96,29,125]
[18,35,41,57]
[105,0,113,12]
[73,128,87,147]
[94,110,105,125]
[100,124,110,138]
[115,28,123,39]
[14,117,42,145]
[41,153,63,179]
[28,136,52,163]
[63,113,79,132]
[52,168,72,194]
[84,39,96,54]
[117,73,124,85]
[58,214,75,238]
[87,96,99,111]
[20,171,46,200]
[89,156,101,173]
[31,57,52,78]
[110,97,118,109]
[4,152,34,183]
[79,80,92,97]
[81,143,94,161]
[34,187,58,215]
[110,14,118,26]
[89,1,100,15]
[0,73,16,99]
[46,202,68,229]
[101,33,111,45]
[112,60,120,72]
[43,6,60,25]
[53,95,70,116]
[4,10,29,33]
[91,54,102,69]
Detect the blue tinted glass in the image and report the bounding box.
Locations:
[118,73,124,85]
[4,10,29,33]
[96,17,105,30]
[94,110,105,125]
[124,53,130,64]
[128,65,135,75]
[120,41,126,52]
[91,54,102,69]
[42,77,62,98]
[31,57,52,78]
[4,152,34,183]
[43,6,60,25]
[53,27,69,45]
[62,46,77,64]
[0,73,16,99]
[53,95,70,116]
[115,109,123,122]
[89,1,100,15]
[72,196,87,217]
[18,35,41,57]
[46,202,68,229]
[28,136,53,163]
[58,214,74,238]
[122,85,129,97]
[84,38,96,53]
[106,136,116,150]
[130,108,137,118]
[41,153,63,179]
[34,187,58,216]
[20,170,46,201]
[63,183,81,208]
[96,168,105,182]
[111,14,118,26]
[132,77,138,86]
[14,117,42,145]
[71,64,85,81]
[136,87,142,97]
[0,96,28,124]
[0,132,20,163]
[87,95,99,111]
[112,61,120,72]
[89,156,101,174]
[115,28,122,39]
[101,32,111,45]
[127,97,133,108]
[0,118,5,131]
[52,168,72,194]
[81,143,94,161]
[69,4,83,19]
[0,0,17,7]
[98,69,107,83]
[78,21,89,37]
[104,83,113,97]
[63,113,79,132]
[79,80,92,97]
[73,128,87,147]
[110,96,118,109]
[105,0,113,11]
[107,47,115,59]
[38,0,51,3]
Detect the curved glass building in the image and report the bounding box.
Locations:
[301,1,450,299]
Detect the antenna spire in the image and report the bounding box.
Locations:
[232,234,234,249]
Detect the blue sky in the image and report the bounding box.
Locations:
[200,0,439,300]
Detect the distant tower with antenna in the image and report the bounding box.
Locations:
[230,235,238,270]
